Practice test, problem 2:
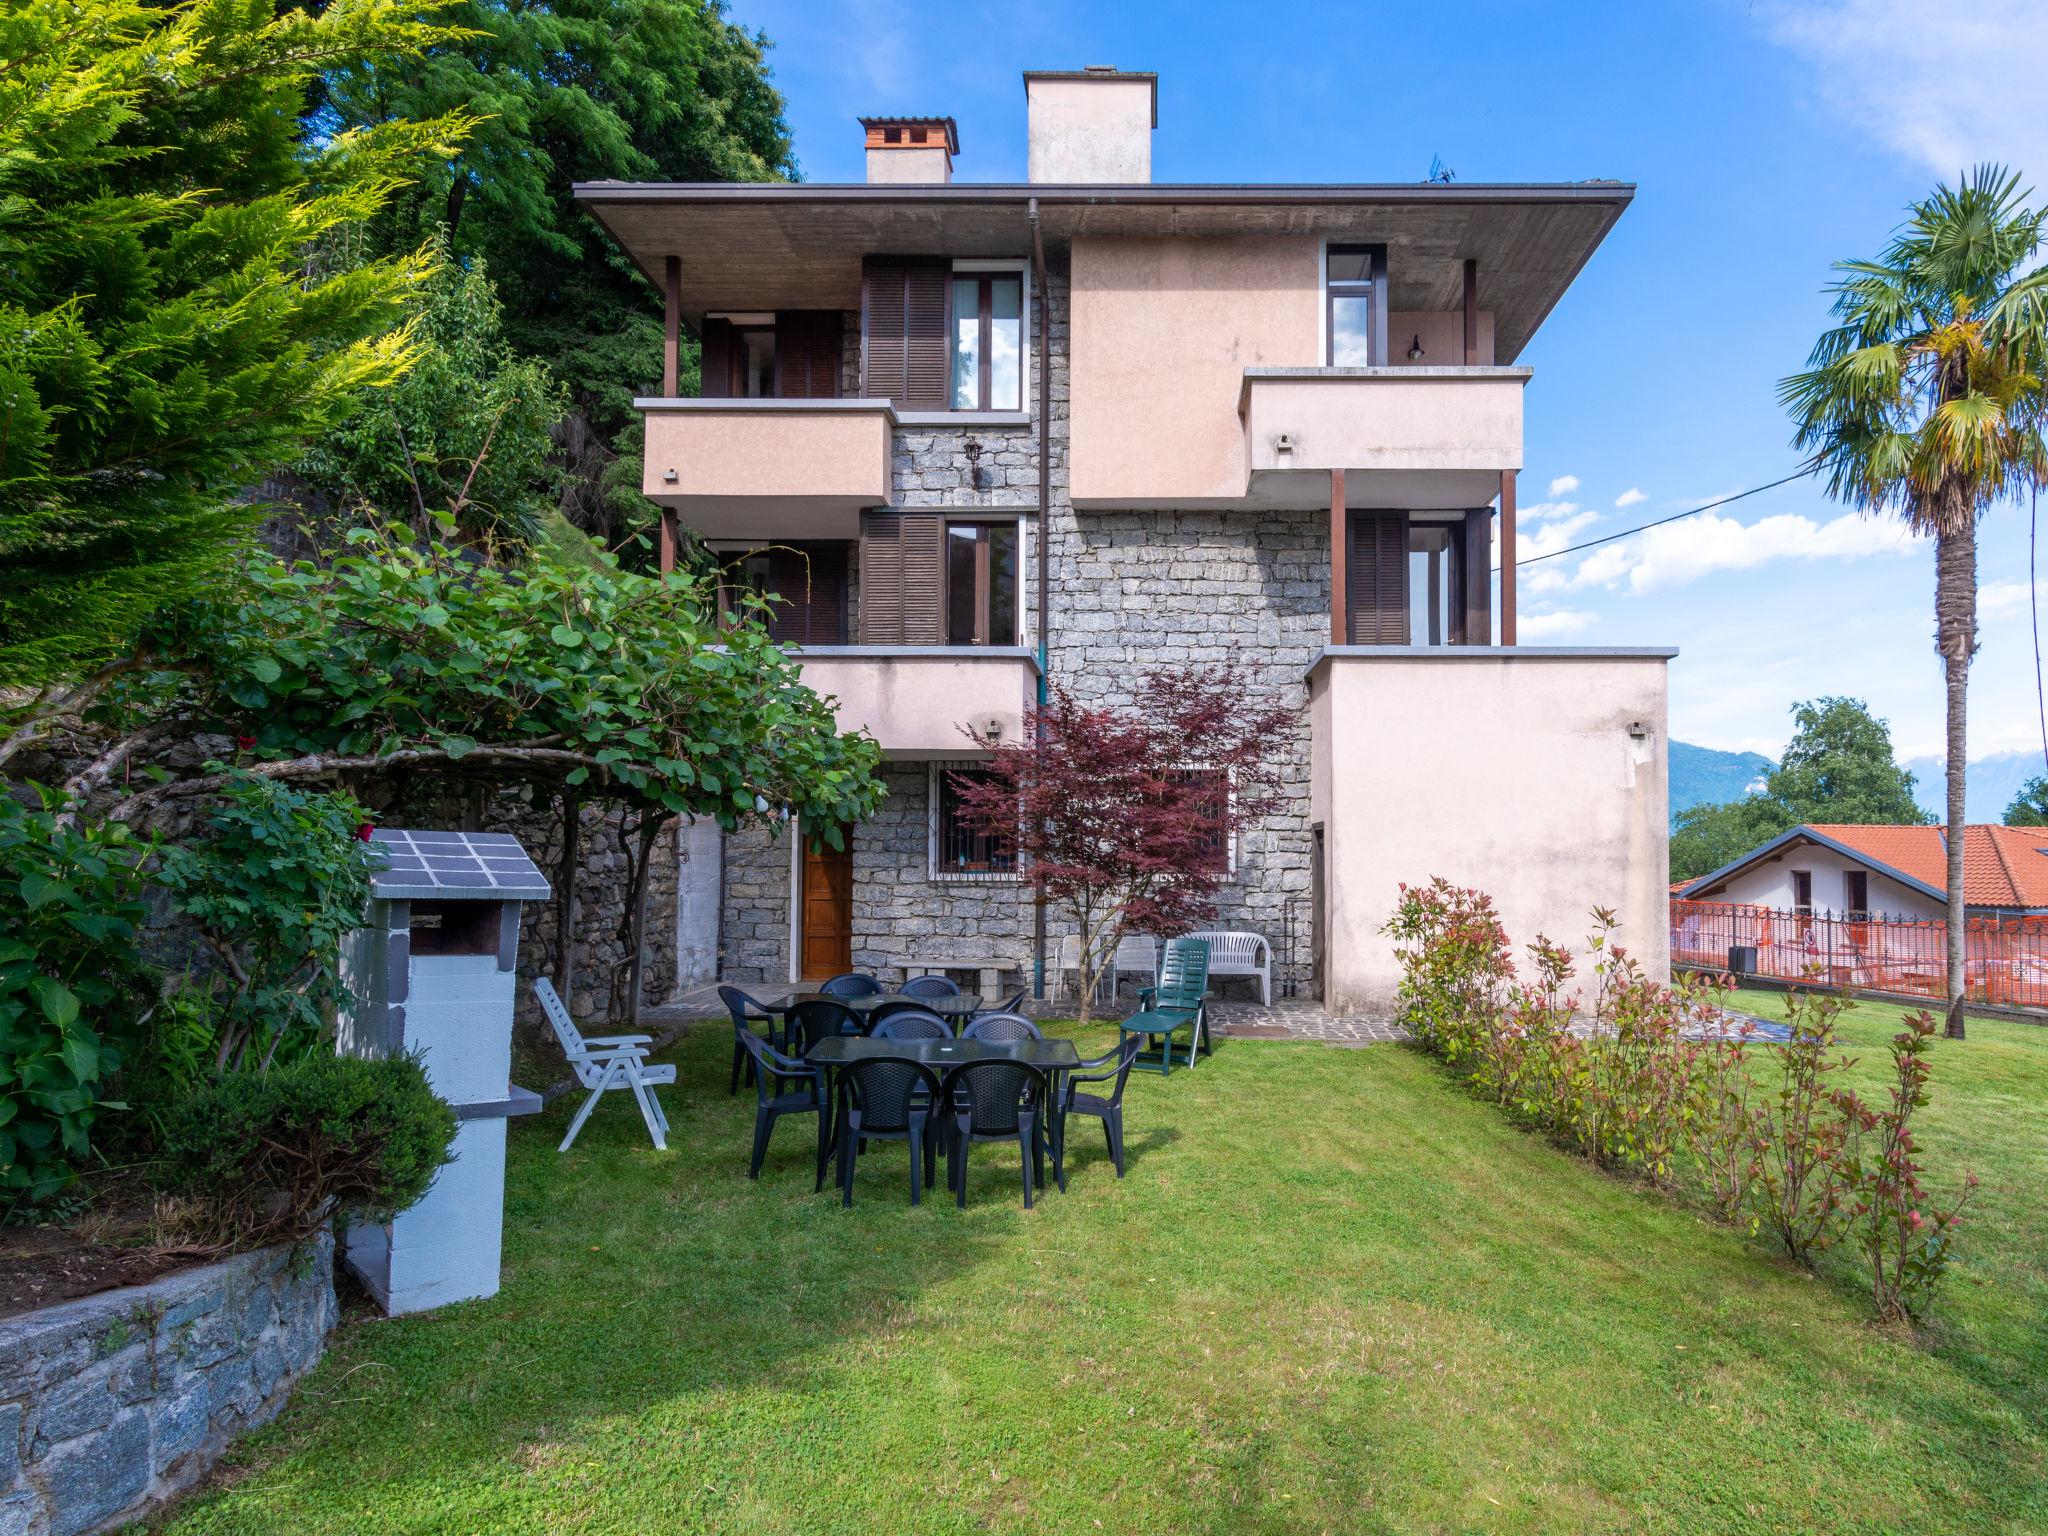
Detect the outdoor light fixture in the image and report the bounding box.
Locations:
[1407,334,1425,361]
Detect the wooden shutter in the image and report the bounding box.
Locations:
[775,311,842,399]
[1346,512,1410,645]
[699,318,736,398]
[765,545,847,646]
[856,510,946,643]
[861,257,949,409]
[1459,507,1493,646]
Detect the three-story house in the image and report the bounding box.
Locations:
[576,66,1672,1013]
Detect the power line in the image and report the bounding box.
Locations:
[1497,468,1818,571]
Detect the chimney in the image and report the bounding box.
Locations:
[1023,66,1157,184]
[860,116,957,183]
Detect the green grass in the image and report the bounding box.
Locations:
[163,1000,2048,1535]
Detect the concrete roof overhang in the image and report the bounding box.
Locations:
[571,181,1633,363]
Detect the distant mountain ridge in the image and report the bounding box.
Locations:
[1669,741,1770,825]
[1903,748,2045,822]
[1668,741,2046,828]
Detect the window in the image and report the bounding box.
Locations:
[932,764,1015,878]
[724,544,849,645]
[1407,522,1455,647]
[1170,768,1234,876]
[865,257,1027,412]
[1845,871,1870,920]
[1345,511,1488,647]
[700,312,840,400]
[950,272,1024,410]
[1326,244,1386,367]
[945,522,1019,645]
[1791,870,1814,915]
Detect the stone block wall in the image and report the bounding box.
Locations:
[0,1233,336,1536]
[722,819,796,984]
[851,763,1034,985]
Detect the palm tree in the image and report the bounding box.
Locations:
[1782,166,2048,1038]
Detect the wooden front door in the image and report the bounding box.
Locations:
[799,836,853,979]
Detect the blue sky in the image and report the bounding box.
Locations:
[730,0,2048,767]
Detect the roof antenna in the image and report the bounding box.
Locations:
[1425,154,1456,185]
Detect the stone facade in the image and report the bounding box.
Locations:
[715,256,1320,999]
[0,1233,337,1536]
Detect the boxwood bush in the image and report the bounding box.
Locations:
[161,1054,456,1250]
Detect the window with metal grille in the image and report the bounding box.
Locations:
[1169,768,1234,876]
[931,764,1016,879]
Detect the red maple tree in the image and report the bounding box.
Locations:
[946,665,1296,1023]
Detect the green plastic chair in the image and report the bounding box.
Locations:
[1117,937,1212,1076]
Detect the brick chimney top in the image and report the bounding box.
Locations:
[858,116,958,183]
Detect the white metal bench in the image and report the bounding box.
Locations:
[1180,931,1272,1005]
[1057,934,1161,1002]
[533,977,675,1152]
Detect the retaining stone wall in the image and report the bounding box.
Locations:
[0,1233,336,1536]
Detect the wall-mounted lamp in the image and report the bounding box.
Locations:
[1407,334,1426,361]
[661,468,679,483]
[1626,719,1650,742]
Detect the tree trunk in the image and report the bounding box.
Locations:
[1935,518,1978,1039]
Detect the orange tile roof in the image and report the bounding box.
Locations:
[1806,823,2048,908]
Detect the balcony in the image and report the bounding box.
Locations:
[1239,366,1529,508]
[637,399,896,539]
[793,646,1040,757]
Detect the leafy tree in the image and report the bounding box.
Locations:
[297,240,569,546]
[1763,697,1927,825]
[0,0,469,713]
[1782,166,2048,1037]
[947,668,1296,1026]
[319,0,796,533]
[2006,775,2048,826]
[1670,796,1795,885]
[1671,698,1926,882]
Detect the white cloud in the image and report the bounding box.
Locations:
[1519,498,1588,524]
[1980,579,2035,621]
[1758,2,2048,178]
[1563,509,1922,594]
[1516,510,1600,563]
[1518,608,1598,641]
[1614,487,1647,509]
[1547,474,1580,497]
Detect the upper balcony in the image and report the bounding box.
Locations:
[639,399,895,540]
[1239,366,1528,509]
[796,646,1040,757]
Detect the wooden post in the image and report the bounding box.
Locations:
[658,510,678,576]
[661,255,681,397]
[1329,468,1347,646]
[1462,258,1478,366]
[1499,469,1517,646]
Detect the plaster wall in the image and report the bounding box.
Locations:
[1068,235,1321,505]
[1026,77,1153,183]
[1311,652,1672,1013]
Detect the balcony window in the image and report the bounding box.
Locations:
[951,273,1024,410]
[945,521,1019,645]
[723,543,850,645]
[700,312,841,400]
[1344,511,1489,646]
[1326,244,1387,367]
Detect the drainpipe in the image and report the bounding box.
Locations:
[1029,197,1051,1002]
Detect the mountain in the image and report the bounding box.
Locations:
[1903,748,2046,822]
[1670,741,1771,824]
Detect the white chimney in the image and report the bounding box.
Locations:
[1023,67,1157,184]
[861,116,957,183]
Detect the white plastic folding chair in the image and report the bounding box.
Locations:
[533,977,675,1151]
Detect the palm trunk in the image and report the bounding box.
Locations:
[1935,518,1978,1039]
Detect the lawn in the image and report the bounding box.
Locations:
[163,997,2047,1535]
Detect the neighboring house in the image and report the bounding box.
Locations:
[575,65,1671,1013]
[1680,823,2048,919]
